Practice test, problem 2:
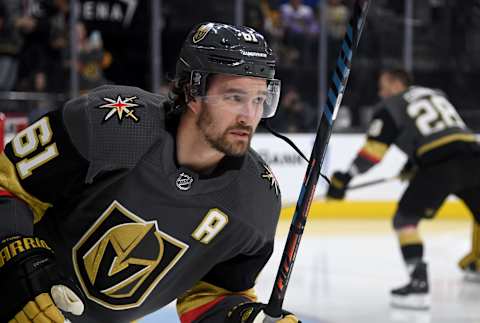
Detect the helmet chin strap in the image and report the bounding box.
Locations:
[260,120,331,185]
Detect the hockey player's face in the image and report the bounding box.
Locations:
[378,73,405,99]
[197,75,267,156]
[378,73,395,99]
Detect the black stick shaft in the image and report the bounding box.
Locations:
[347,175,399,190]
[264,0,371,318]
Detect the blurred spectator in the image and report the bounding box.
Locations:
[322,0,349,72]
[280,0,319,65]
[16,0,57,92]
[68,22,112,93]
[271,85,317,132]
[47,0,69,92]
[260,3,283,40]
[245,0,266,33]
[325,0,349,39]
[259,0,285,65]
[25,62,58,123]
[0,1,23,90]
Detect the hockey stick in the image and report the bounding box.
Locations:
[320,175,399,199]
[264,0,371,319]
[347,175,399,191]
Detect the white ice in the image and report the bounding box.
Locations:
[141,219,479,323]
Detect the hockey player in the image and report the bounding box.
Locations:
[326,68,480,309]
[0,22,299,323]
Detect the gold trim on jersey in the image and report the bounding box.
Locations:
[416,133,477,157]
[398,228,422,246]
[359,139,389,161]
[176,281,257,317]
[0,152,51,223]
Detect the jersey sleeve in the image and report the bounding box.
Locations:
[0,108,89,226]
[0,85,166,231]
[351,107,399,174]
[62,85,166,183]
[176,243,273,323]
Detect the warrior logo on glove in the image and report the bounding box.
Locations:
[0,236,52,268]
[0,236,85,322]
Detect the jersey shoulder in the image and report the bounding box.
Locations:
[246,149,281,200]
[402,86,444,103]
[383,86,450,125]
[238,149,282,238]
[373,91,411,128]
[63,85,169,181]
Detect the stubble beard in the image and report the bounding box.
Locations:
[197,104,253,157]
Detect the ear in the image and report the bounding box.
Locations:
[187,97,201,115]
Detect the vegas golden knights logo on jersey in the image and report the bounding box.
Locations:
[72,201,189,310]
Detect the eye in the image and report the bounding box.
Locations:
[253,96,266,105]
[224,94,244,103]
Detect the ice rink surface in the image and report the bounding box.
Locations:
[141,219,479,323]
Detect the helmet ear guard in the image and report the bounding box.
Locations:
[189,71,208,98]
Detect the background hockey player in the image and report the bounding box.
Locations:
[0,22,299,323]
[326,68,480,309]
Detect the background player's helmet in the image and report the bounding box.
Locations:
[175,22,281,118]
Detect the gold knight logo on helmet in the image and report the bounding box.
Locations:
[192,23,214,43]
[72,200,189,310]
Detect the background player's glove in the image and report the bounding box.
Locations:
[226,302,300,323]
[0,235,85,322]
[398,160,417,181]
[326,171,352,200]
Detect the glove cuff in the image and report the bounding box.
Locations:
[0,235,54,272]
[344,171,353,184]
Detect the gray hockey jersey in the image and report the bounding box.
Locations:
[0,85,281,322]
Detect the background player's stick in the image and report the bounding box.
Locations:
[263,0,371,319]
[347,175,399,190]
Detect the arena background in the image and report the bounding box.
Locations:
[1,1,479,322]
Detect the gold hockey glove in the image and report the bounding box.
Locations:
[327,171,352,200]
[0,235,85,322]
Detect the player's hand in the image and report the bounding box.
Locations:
[326,171,352,200]
[398,160,417,182]
[226,302,300,323]
[0,236,85,322]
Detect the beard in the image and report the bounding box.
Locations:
[196,103,253,156]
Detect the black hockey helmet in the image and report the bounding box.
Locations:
[175,22,281,118]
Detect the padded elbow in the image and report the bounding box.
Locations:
[0,197,34,237]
